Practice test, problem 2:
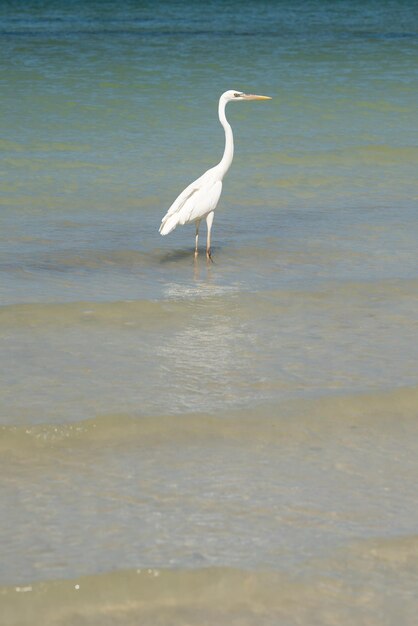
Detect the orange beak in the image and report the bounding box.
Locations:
[242,94,272,100]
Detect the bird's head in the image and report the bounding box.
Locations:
[222,90,272,102]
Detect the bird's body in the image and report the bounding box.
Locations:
[159,168,222,236]
[159,90,271,259]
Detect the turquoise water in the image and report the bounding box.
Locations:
[1,2,418,624]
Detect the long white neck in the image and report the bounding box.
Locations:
[217,97,234,178]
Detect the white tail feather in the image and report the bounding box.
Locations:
[159,214,179,236]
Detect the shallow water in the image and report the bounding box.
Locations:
[1,1,418,624]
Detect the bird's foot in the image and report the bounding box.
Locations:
[206,249,214,263]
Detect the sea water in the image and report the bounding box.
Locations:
[1,1,418,624]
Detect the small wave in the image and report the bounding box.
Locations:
[0,299,185,330]
[1,277,417,329]
[0,249,154,274]
[2,386,418,457]
[0,567,315,626]
[3,539,418,626]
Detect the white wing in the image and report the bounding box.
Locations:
[159,168,222,236]
[178,179,222,225]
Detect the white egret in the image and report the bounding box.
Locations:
[159,90,271,260]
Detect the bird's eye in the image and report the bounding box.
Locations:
[233,92,241,97]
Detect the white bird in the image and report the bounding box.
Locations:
[159,90,271,260]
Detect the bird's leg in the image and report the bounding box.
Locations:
[194,220,201,257]
[206,211,215,262]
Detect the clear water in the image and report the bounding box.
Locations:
[1,2,418,624]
